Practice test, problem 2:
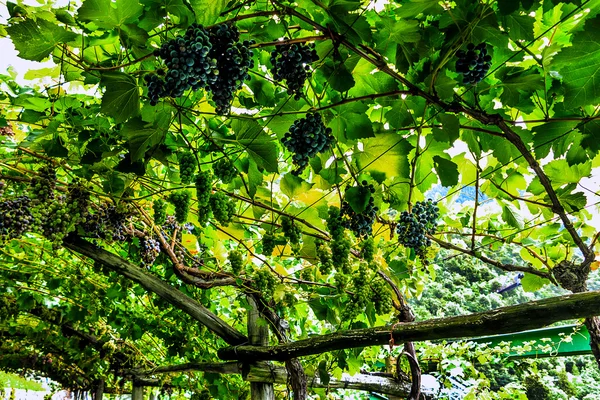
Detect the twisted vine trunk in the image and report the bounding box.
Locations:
[552,261,600,369]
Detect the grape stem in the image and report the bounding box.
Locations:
[251,35,328,48]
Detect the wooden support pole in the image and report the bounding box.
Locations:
[93,379,104,400]
[247,296,275,400]
[132,384,144,400]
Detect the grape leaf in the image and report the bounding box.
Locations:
[6,18,77,62]
[502,204,524,229]
[232,120,279,173]
[554,16,600,109]
[355,133,413,180]
[190,0,228,25]
[121,117,167,162]
[78,0,143,29]
[329,102,374,140]
[433,156,459,187]
[344,185,371,214]
[100,72,140,124]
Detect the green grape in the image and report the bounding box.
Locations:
[209,192,236,226]
[360,237,375,262]
[281,216,301,245]
[212,158,237,184]
[168,190,191,223]
[299,266,314,281]
[262,231,275,256]
[228,250,244,275]
[195,170,213,207]
[315,239,333,275]
[282,291,297,307]
[331,236,351,274]
[326,206,344,239]
[153,199,167,225]
[30,165,56,203]
[369,277,392,315]
[197,203,211,226]
[178,152,197,185]
[252,269,278,301]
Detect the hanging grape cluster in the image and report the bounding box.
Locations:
[261,231,276,256]
[0,181,5,197]
[326,206,351,276]
[30,165,56,203]
[146,23,217,105]
[228,250,244,275]
[369,276,392,315]
[0,196,34,240]
[455,43,491,84]
[81,202,130,241]
[209,192,236,226]
[281,216,301,245]
[212,158,237,184]
[282,113,334,175]
[396,199,440,255]
[360,237,375,262]
[252,269,278,301]
[168,191,191,224]
[270,43,319,99]
[207,24,255,115]
[195,171,212,225]
[315,239,333,275]
[340,181,379,238]
[140,237,161,266]
[178,153,197,185]
[35,184,91,246]
[153,199,167,225]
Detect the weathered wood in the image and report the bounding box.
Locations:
[64,236,247,346]
[248,296,275,400]
[132,384,144,400]
[218,290,600,361]
[93,379,104,400]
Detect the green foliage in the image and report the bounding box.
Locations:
[2,0,600,397]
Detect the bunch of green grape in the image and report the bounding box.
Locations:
[209,192,236,226]
[178,152,197,184]
[168,191,191,223]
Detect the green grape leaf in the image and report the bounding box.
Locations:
[344,185,371,214]
[323,61,356,92]
[329,102,374,140]
[190,0,228,25]
[6,18,77,62]
[281,174,313,199]
[121,117,167,161]
[521,273,548,292]
[355,133,413,180]
[247,159,263,199]
[554,16,600,109]
[502,204,524,229]
[544,159,591,185]
[233,120,279,173]
[433,156,459,187]
[78,0,143,29]
[100,72,140,124]
[433,114,459,143]
[318,360,331,386]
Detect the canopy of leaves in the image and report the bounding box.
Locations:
[1,0,600,398]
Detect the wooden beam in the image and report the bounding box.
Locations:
[64,236,247,346]
[218,290,600,361]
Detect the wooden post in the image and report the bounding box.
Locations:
[94,379,104,400]
[247,296,275,400]
[132,384,144,400]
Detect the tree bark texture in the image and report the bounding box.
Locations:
[218,290,600,361]
[247,296,275,400]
